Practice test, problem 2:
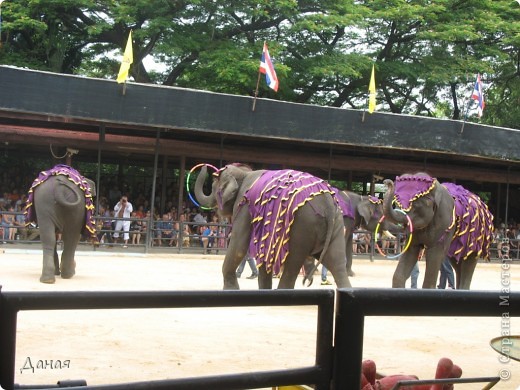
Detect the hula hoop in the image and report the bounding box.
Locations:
[186,163,218,210]
[373,208,413,259]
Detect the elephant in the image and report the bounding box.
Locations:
[303,189,402,285]
[194,163,351,290]
[336,189,402,276]
[382,172,494,289]
[24,164,97,283]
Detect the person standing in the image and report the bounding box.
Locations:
[321,265,332,285]
[437,258,455,289]
[113,196,133,248]
[236,253,258,279]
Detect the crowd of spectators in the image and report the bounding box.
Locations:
[0,167,231,250]
[94,181,230,251]
[0,165,518,258]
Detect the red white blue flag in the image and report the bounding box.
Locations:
[259,42,279,92]
[471,73,485,117]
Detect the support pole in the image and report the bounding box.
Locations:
[146,129,161,253]
[252,71,262,112]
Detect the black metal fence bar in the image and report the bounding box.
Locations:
[334,288,520,389]
[0,288,335,390]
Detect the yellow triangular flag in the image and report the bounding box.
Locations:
[368,64,376,113]
[117,31,133,84]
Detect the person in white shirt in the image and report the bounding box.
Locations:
[113,196,133,247]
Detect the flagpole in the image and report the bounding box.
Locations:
[252,66,262,112]
[0,0,4,49]
[460,96,473,134]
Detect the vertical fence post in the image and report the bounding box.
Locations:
[333,290,364,390]
[0,286,18,390]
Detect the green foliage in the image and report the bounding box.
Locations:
[0,0,518,127]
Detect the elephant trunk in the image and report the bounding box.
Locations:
[383,179,407,224]
[194,165,217,209]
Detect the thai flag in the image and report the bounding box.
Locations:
[471,73,485,117]
[259,42,279,92]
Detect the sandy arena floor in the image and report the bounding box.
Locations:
[1,248,519,389]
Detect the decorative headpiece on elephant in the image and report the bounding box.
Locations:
[383,172,494,289]
[194,163,351,289]
[24,164,97,283]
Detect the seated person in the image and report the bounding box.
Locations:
[157,213,177,247]
[201,224,217,253]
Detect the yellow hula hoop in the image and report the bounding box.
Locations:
[373,209,413,259]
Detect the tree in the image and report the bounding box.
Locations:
[0,0,518,127]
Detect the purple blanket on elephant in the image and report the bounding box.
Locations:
[394,175,494,262]
[24,164,97,239]
[442,183,494,262]
[333,188,355,219]
[333,188,381,219]
[241,170,337,275]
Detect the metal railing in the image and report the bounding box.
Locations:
[334,288,520,389]
[0,211,232,254]
[0,288,334,390]
[352,229,520,261]
[1,287,517,389]
[2,210,518,260]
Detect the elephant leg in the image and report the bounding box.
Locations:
[457,256,478,290]
[222,212,252,290]
[38,218,58,284]
[392,246,421,288]
[222,250,244,289]
[345,232,355,277]
[257,266,272,289]
[60,230,81,279]
[422,247,446,289]
[278,252,307,289]
[322,224,351,289]
[53,242,60,275]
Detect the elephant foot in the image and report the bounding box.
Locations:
[61,271,75,279]
[54,269,61,276]
[347,270,356,277]
[40,275,56,284]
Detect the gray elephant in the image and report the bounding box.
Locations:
[24,164,97,283]
[194,163,351,289]
[336,189,402,276]
[303,190,402,284]
[383,172,494,289]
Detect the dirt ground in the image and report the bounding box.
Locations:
[1,248,519,389]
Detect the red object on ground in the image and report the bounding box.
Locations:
[360,357,463,390]
[362,359,377,386]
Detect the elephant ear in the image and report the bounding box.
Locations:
[84,178,96,197]
[357,202,374,228]
[217,172,240,209]
[433,180,444,207]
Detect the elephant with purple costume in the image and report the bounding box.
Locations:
[303,189,402,285]
[24,164,97,283]
[335,189,402,276]
[383,172,494,289]
[194,163,351,289]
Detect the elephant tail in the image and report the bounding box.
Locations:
[54,176,83,208]
[302,198,338,287]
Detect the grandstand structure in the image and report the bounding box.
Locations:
[0,65,518,221]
